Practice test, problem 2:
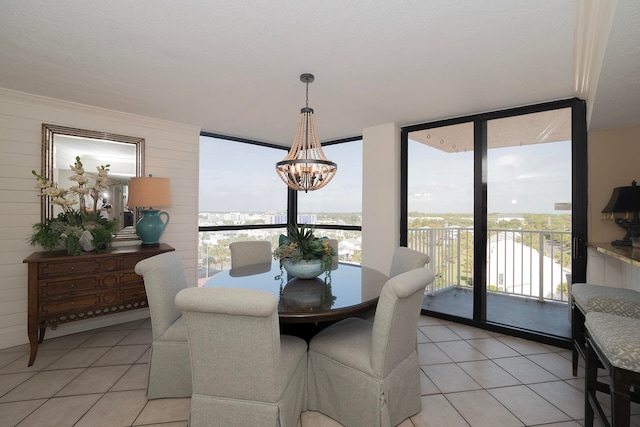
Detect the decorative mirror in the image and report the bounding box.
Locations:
[42,124,145,241]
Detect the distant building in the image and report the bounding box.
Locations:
[487,231,570,300]
[272,214,317,224]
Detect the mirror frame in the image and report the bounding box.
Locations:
[42,123,145,242]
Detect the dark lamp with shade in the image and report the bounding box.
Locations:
[601,180,640,247]
[128,176,171,246]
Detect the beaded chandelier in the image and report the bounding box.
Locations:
[276,73,337,192]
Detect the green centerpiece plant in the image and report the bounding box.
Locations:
[29,156,117,255]
[273,223,335,280]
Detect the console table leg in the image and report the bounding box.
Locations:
[38,326,46,343]
[28,329,38,367]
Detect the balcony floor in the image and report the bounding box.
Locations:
[423,287,572,341]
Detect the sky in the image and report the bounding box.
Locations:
[199,135,572,215]
[408,139,572,214]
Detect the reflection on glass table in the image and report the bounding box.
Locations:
[203,261,388,323]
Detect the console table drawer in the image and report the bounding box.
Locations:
[122,271,143,285]
[39,276,101,296]
[124,287,147,301]
[121,255,155,270]
[39,259,100,278]
[40,294,98,316]
[38,271,135,296]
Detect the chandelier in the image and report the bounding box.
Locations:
[276,73,337,192]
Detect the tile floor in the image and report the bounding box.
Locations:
[0,315,635,426]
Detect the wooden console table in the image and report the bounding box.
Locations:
[23,243,174,366]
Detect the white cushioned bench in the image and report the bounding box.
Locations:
[585,312,640,427]
[570,284,640,376]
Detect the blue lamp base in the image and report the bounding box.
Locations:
[136,209,170,246]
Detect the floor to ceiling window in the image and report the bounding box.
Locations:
[198,134,288,284]
[198,134,363,285]
[298,138,363,264]
[401,99,587,346]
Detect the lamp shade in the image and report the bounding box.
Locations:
[128,177,172,208]
[601,181,640,213]
[601,181,640,247]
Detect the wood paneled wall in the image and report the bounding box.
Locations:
[0,89,200,349]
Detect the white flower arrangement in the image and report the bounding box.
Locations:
[29,156,116,255]
[34,156,110,214]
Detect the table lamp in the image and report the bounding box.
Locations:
[128,176,172,246]
[601,180,640,246]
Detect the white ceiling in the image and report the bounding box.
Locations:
[1,1,638,147]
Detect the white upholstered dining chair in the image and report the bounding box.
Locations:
[389,246,430,278]
[307,267,436,427]
[134,251,192,399]
[175,286,308,427]
[229,240,272,269]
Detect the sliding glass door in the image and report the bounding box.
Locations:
[405,121,475,320]
[402,99,587,344]
[485,107,574,337]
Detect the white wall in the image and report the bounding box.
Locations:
[585,125,640,291]
[586,247,640,291]
[588,125,640,244]
[361,123,400,276]
[0,88,200,350]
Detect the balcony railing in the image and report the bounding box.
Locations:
[197,226,571,303]
[408,227,572,303]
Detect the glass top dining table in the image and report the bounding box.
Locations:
[203,261,389,324]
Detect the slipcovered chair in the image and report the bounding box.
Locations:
[229,240,272,269]
[134,252,192,399]
[389,246,430,278]
[175,287,307,427]
[307,267,436,427]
